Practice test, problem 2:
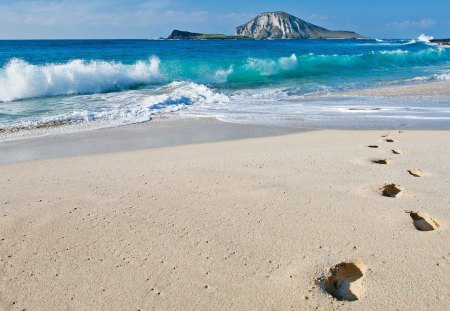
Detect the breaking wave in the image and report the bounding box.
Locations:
[0,47,447,103]
[0,57,162,102]
[242,53,298,76]
[226,48,446,83]
[0,81,229,134]
[417,34,434,43]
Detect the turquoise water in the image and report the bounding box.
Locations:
[0,38,449,136]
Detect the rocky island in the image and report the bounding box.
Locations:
[430,38,450,46]
[168,30,249,40]
[236,11,367,39]
[167,11,366,40]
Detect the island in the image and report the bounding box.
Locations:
[167,11,367,40]
[167,30,250,40]
[430,38,450,46]
[236,11,367,39]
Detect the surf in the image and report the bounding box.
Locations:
[0,56,162,102]
[1,39,449,139]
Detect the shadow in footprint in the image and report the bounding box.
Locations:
[368,145,379,149]
[408,169,423,177]
[381,184,403,197]
[406,211,440,231]
[324,262,367,301]
[392,149,403,155]
[385,139,395,143]
[372,159,390,165]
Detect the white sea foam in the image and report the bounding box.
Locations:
[244,58,277,75]
[279,54,298,70]
[417,34,434,42]
[403,40,417,45]
[380,49,409,55]
[244,54,298,76]
[0,81,229,134]
[181,84,450,129]
[213,66,234,83]
[77,82,226,125]
[144,81,229,113]
[409,73,450,82]
[362,39,417,47]
[0,57,162,102]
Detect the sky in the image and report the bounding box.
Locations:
[0,0,449,39]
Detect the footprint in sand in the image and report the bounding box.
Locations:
[408,169,423,177]
[385,139,395,143]
[368,145,379,149]
[392,149,403,155]
[324,261,367,301]
[405,211,440,231]
[372,158,390,165]
[381,184,403,197]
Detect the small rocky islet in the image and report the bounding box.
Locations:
[168,11,367,40]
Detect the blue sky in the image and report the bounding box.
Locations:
[0,0,449,39]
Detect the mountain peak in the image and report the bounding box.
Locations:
[237,12,367,40]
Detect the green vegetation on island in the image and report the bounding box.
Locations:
[430,38,450,46]
[167,30,250,40]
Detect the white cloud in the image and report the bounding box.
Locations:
[309,14,329,22]
[387,18,436,30]
[0,0,218,38]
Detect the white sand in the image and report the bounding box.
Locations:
[347,81,450,96]
[0,129,449,310]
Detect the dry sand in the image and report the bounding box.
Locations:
[0,129,449,310]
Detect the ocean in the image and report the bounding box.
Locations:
[0,38,449,139]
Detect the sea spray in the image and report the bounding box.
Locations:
[0,56,162,102]
[417,34,434,42]
[279,54,298,70]
[213,66,234,83]
[0,81,229,135]
[243,54,298,76]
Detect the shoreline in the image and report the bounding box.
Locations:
[3,114,450,166]
[0,118,305,165]
[1,128,448,310]
[1,80,450,145]
[2,115,450,165]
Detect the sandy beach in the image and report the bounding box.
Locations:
[2,2,450,310]
[1,123,449,310]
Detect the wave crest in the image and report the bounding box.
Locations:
[0,81,229,135]
[0,47,447,102]
[243,53,298,76]
[417,34,434,42]
[0,57,162,102]
[145,81,229,113]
